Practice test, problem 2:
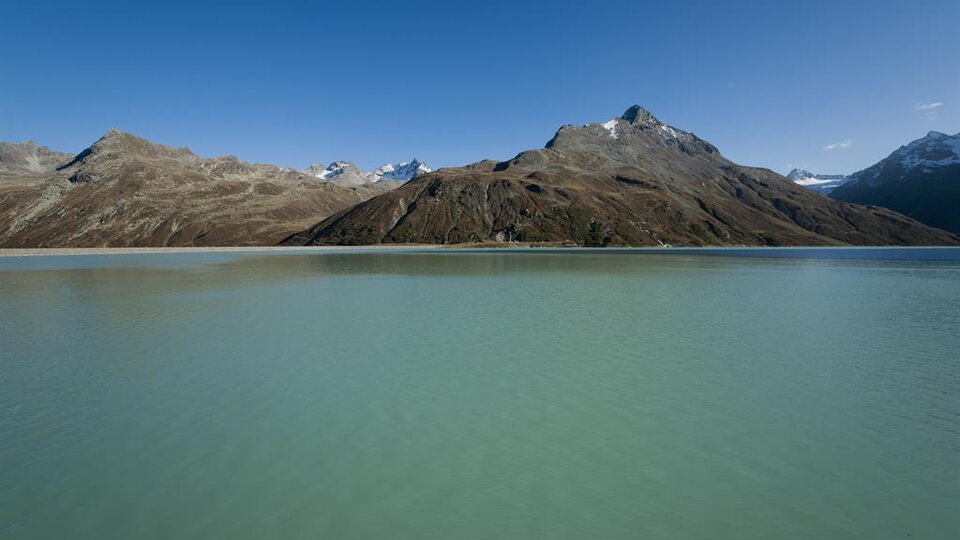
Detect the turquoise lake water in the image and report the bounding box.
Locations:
[1,248,958,539]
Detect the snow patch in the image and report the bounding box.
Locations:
[601,119,619,139]
[786,169,851,194]
[311,161,352,180]
[659,125,679,138]
[794,177,841,187]
[373,159,432,181]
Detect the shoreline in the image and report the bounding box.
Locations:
[0,245,446,257]
[1,245,957,258]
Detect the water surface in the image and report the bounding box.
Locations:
[2,248,958,539]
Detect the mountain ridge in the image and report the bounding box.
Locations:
[3,116,957,248]
[0,129,391,247]
[284,105,958,247]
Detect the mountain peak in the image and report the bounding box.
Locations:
[833,129,959,201]
[305,159,431,185]
[101,130,194,158]
[621,105,661,126]
[92,128,140,148]
[786,169,814,181]
[59,130,197,171]
[305,161,361,181]
[543,105,718,156]
[832,131,960,233]
[373,159,432,181]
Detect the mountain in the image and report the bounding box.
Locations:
[283,106,957,247]
[785,169,849,194]
[0,130,389,247]
[373,159,432,181]
[0,142,73,176]
[304,159,431,186]
[304,161,377,187]
[829,131,960,233]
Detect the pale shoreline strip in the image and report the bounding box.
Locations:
[1,245,954,258]
[0,245,444,258]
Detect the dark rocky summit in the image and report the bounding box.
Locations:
[284,106,958,247]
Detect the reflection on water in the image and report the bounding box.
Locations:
[1,249,959,539]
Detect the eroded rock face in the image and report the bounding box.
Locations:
[0,130,391,247]
[284,106,958,247]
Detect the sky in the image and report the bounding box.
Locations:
[1,0,958,175]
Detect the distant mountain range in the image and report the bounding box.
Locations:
[283,106,956,247]
[1,111,957,248]
[788,131,959,233]
[303,159,431,187]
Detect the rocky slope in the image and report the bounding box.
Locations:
[830,131,960,233]
[0,130,390,247]
[285,106,958,247]
[0,142,73,176]
[786,169,849,194]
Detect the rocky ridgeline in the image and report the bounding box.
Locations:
[284,106,957,247]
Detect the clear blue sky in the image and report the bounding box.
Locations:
[1,0,957,174]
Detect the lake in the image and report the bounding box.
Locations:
[1,248,958,539]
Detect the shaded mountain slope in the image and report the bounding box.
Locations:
[830,131,960,233]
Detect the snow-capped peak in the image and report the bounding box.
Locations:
[895,131,960,169]
[372,159,432,181]
[305,161,355,180]
[786,168,815,181]
[303,159,431,185]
